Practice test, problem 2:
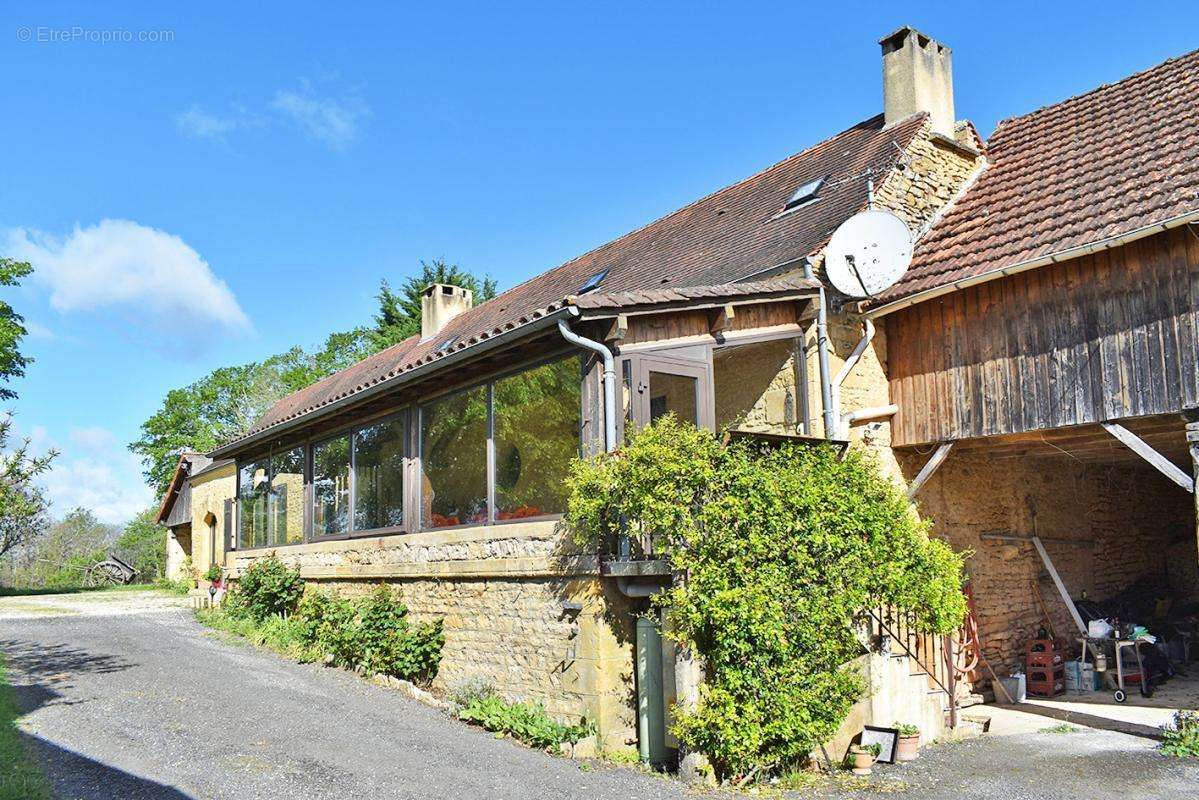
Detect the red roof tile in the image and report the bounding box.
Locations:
[224,113,926,452]
[878,48,1199,309]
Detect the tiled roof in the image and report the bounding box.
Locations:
[878,48,1199,309]
[570,276,820,312]
[224,113,926,452]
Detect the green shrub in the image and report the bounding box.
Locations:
[202,564,223,583]
[233,555,303,621]
[198,606,317,661]
[1161,710,1199,758]
[457,691,592,752]
[295,586,444,683]
[566,415,967,782]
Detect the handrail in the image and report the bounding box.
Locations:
[867,605,954,697]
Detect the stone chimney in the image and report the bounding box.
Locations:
[881,26,955,138]
[420,283,473,341]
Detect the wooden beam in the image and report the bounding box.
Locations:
[907,442,953,499]
[708,304,735,336]
[1031,535,1087,635]
[603,314,628,344]
[1100,421,1194,492]
[980,532,1094,548]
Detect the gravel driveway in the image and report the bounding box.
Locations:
[0,592,693,800]
[1,591,1195,800]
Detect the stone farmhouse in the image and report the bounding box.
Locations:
[158,28,1199,761]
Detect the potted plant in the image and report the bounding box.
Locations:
[203,564,223,587]
[847,742,880,775]
[895,722,921,761]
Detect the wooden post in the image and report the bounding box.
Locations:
[907,442,953,499]
[1188,422,1199,575]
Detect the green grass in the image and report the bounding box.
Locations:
[196,606,318,662]
[1039,723,1081,734]
[0,582,164,598]
[0,656,54,800]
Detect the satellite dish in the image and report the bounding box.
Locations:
[824,209,913,298]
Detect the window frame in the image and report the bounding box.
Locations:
[308,429,354,543]
[232,353,585,549]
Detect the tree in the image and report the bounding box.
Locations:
[35,508,116,589]
[371,259,498,348]
[0,258,33,400]
[0,416,56,563]
[114,507,167,582]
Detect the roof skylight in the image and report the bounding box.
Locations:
[784,177,825,210]
[437,334,459,352]
[577,269,609,294]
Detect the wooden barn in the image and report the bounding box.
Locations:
[871,47,1199,697]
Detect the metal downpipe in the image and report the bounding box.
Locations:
[558,316,617,453]
[804,261,836,438]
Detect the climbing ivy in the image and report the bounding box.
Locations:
[565,415,966,781]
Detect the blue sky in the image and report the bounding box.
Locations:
[2,2,1196,523]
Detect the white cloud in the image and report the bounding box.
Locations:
[10,421,153,526]
[271,85,367,150]
[23,320,54,340]
[175,104,239,141]
[40,450,154,525]
[70,426,117,452]
[4,219,251,354]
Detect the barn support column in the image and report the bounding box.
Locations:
[1188,422,1199,563]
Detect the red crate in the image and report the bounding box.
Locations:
[1026,651,1064,669]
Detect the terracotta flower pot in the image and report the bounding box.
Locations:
[850,749,875,775]
[896,733,921,762]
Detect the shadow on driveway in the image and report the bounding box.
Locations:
[22,732,194,800]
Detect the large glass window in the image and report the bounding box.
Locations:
[493,359,581,520]
[238,459,269,549]
[354,415,406,531]
[312,434,350,537]
[421,386,488,528]
[270,447,306,545]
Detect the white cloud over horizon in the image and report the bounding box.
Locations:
[70,425,118,452]
[4,219,251,355]
[10,420,154,526]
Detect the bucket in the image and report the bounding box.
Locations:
[998,674,1026,703]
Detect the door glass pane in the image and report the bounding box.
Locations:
[313,434,351,537]
[494,359,580,520]
[421,386,488,528]
[648,371,699,425]
[270,447,306,545]
[354,416,406,531]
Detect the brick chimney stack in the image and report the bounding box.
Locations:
[881,26,956,138]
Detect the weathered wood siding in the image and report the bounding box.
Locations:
[889,227,1199,446]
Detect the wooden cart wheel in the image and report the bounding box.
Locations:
[85,562,125,587]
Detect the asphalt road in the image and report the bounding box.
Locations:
[0,595,691,800]
[2,593,1196,800]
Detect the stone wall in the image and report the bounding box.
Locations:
[905,450,1196,678]
[713,337,801,434]
[229,520,640,749]
[189,465,236,583]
